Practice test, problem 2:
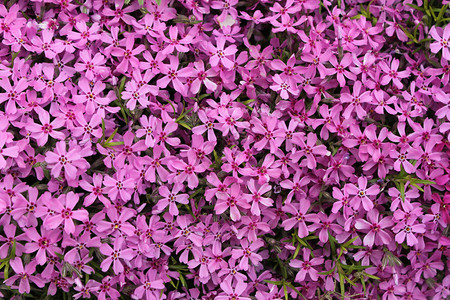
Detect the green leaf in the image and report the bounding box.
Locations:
[405,3,425,11]
[119,76,127,94]
[55,252,64,260]
[293,243,301,259]
[410,182,424,192]
[177,121,192,130]
[409,179,435,185]
[399,181,406,202]
[286,282,307,300]
[241,99,256,105]
[179,273,187,287]
[97,118,106,143]
[264,280,283,285]
[319,266,336,275]
[11,240,16,257]
[155,0,161,5]
[105,127,119,143]
[361,276,366,295]
[328,232,336,254]
[362,272,380,280]
[398,24,418,43]
[337,247,345,260]
[169,264,189,270]
[344,274,357,286]
[0,260,8,271]
[104,141,124,147]
[295,236,312,250]
[338,266,346,297]
[283,283,288,300]
[342,236,359,248]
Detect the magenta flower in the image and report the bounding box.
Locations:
[4,258,44,294]
[157,55,193,96]
[0,77,28,114]
[308,212,343,243]
[0,132,19,169]
[43,192,89,234]
[270,74,299,99]
[72,78,111,115]
[217,279,250,300]
[290,248,324,282]
[155,184,189,216]
[231,238,264,271]
[429,24,450,60]
[393,218,426,246]
[215,108,249,140]
[293,132,330,169]
[97,207,136,237]
[100,237,135,274]
[355,209,393,247]
[240,154,281,184]
[133,270,165,300]
[282,201,317,238]
[379,58,410,89]
[114,131,147,168]
[341,81,372,120]
[74,50,108,80]
[79,173,111,207]
[325,53,356,87]
[170,152,208,189]
[215,183,250,221]
[111,35,145,74]
[103,169,136,202]
[243,180,273,216]
[345,177,380,211]
[44,141,89,185]
[207,36,238,69]
[24,227,60,265]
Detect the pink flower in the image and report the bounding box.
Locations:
[243,179,273,216]
[111,35,145,74]
[74,50,108,80]
[290,248,324,282]
[207,36,238,69]
[345,177,380,211]
[355,209,393,247]
[24,227,61,265]
[308,211,343,243]
[393,218,426,246]
[429,24,450,60]
[231,238,264,271]
[155,184,189,216]
[43,192,89,234]
[216,279,251,300]
[215,108,249,140]
[379,58,410,89]
[44,141,90,186]
[4,258,44,294]
[270,74,299,99]
[215,183,250,221]
[100,237,135,274]
[0,132,19,169]
[103,169,135,202]
[293,132,330,169]
[282,200,317,238]
[170,152,208,189]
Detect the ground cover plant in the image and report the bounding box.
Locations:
[0,0,449,299]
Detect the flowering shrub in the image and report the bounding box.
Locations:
[0,0,449,299]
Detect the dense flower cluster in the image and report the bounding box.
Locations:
[0,0,449,299]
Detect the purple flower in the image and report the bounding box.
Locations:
[290,248,324,282]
